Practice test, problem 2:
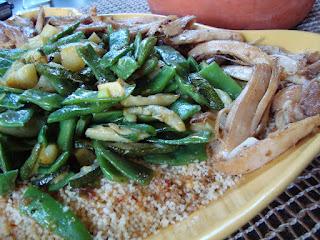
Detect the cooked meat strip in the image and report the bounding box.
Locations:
[169,29,244,45]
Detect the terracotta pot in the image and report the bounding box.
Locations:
[147,0,315,30]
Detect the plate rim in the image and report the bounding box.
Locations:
[16,8,320,240]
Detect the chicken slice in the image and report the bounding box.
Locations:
[223,64,272,150]
[211,115,320,174]
[188,40,271,65]
[169,29,244,45]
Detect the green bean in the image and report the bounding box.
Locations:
[48,171,75,191]
[100,47,131,67]
[92,111,123,123]
[20,125,47,180]
[0,93,24,109]
[35,64,77,96]
[43,32,86,55]
[75,115,92,138]
[131,57,159,80]
[0,170,18,196]
[144,66,175,94]
[41,151,70,175]
[77,44,115,82]
[104,142,178,157]
[57,118,77,152]
[133,32,142,59]
[93,141,153,185]
[155,45,189,75]
[187,56,200,72]
[175,75,209,106]
[93,141,128,183]
[199,62,242,99]
[68,161,102,188]
[0,114,44,138]
[0,109,34,128]
[0,141,11,172]
[143,144,207,166]
[20,143,41,180]
[0,85,24,94]
[63,85,135,105]
[148,130,212,145]
[48,103,111,123]
[110,56,139,80]
[0,49,27,60]
[188,73,224,110]
[20,186,92,240]
[0,57,13,77]
[48,21,80,44]
[109,29,130,50]
[19,89,63,111]
[163,78,179,93]
[136,37,157,66]
[170,99,201,120]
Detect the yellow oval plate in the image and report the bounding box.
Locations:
[18,8,320,240]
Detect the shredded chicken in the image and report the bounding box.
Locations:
[223,64,272,150]
[189,40,271,65]
[35,7,45,34]
[169,29,244,45]
[210,115,320,174]
[222,65,253,81]
[161,15,196,37]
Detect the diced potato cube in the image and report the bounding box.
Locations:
[6,63,39,89]
[40,24,60,43]
[88,32,102,44]
[23,49,47,64]
[60,44,85,72]
[39,144,59,165]
[24,35,45,49]
[98,79,127,98]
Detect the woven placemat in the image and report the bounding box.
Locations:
[80,1,320,239]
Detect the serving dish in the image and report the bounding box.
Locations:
[13,7,320,240]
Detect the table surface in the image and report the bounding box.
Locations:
[10,0,320,239]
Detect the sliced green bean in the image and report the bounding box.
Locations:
[144,66,175,94]
[188,73,224,110]
[170,99,201,120]
[19,89,63,111]
[57,118,77,152]
[143,144,207,166]
[48,103,112,123]
[148,130,212,145]
[92,111,123,123]
[93,141,128,183]
[48,21,80,44]
[0,109,34,128]
[0,141,11,172]
[199,62,242,100]
[94,141,153,185]
[36,64,77,96]
[0,169,18,196]
[136,37,157,66]
[41,151,70,175]
[43,32,85,55]
[63,85,135,105]
[0,93,24,110]
[77,44,115,82]
[48,171,75,191]
[20,186,92,240]
[110,56,139,80]
[104,142,178,157]
[109,29,130,50]
[75,115,92,138]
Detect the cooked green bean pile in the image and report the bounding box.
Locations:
[0,21,242,238]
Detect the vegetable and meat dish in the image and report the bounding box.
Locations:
[0,7,319,240]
